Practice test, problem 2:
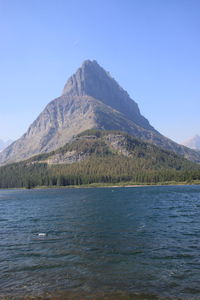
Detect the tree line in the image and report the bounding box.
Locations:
[0,155,200,189]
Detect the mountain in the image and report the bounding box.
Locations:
[0,139,13,152]
[182,135,200,150]
[1,130,199,188]
[0,60,200,165]
[0,140,4,151]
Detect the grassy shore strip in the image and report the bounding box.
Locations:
[31,179,200,189]
[0,290,174,300]
[1,180,200,190]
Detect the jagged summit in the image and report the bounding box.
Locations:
[62,59,153,131]
[62,59,124,97]
[62,60,112,96]
[62,60,118,96]
[1,60,200,165]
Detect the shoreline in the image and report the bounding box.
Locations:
[0,290,180,300]
[1,180,200,190]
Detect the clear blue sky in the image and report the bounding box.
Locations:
[0,0,199,143]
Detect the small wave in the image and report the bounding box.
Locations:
[151,253,194,260]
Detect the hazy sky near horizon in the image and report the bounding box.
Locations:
[0,0,199,143]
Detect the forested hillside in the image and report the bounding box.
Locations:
[0,130,200,188]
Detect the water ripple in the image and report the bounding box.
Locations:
[0,185,200,299]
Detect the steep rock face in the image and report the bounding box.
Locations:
[1,60,200,164]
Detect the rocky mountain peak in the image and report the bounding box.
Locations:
[62,60,153,130]
[62,59,118,97]
[1,60,200,165]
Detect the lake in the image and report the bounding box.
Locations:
[1,186,200,299]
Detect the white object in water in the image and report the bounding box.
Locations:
[38,233,47,237]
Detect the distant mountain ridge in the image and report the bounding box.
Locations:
[0,139,13,152]
[0,60,200,165]
[182,135,200,150]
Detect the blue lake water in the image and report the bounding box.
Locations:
[1,185,200,299]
